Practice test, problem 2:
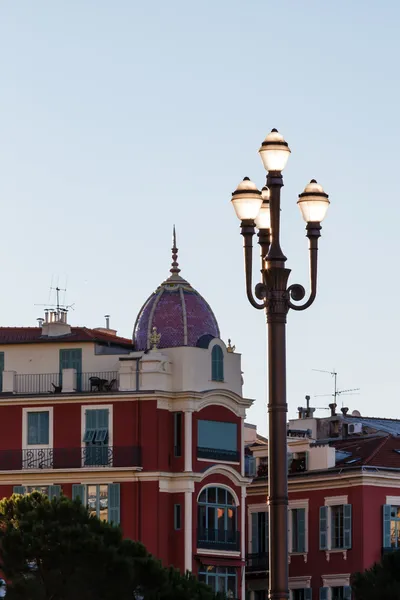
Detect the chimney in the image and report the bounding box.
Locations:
[37,318,44,327]
[341,407,349,415]
[329,403,337,417]
[105,315,110,329]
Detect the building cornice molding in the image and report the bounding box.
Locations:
[157,389,253,417]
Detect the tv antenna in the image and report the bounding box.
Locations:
[312,368,360,407]
[35,279,75,319]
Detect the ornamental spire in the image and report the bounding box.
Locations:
[170,225,181,274]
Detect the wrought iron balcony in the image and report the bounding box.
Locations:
[246,552,269,573]
[197,447,240,462]
[11,371,119,395]
[197,528,240,551]
[0,446,141,470]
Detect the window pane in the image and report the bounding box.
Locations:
[198,421,237,452]
[198,505,206,530]
[99,485,108,521]
[28,412,49,445]
[26,486,49,496]
[217,488,226,505]
[208,506,215,531]
[227,574,236,598]
[199,490,207,503]
[208,488,216,504]
[87,485,97,518]
[331,505,344,549]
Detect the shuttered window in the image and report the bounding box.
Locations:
[72,483,120,524]
[27,411,49,445]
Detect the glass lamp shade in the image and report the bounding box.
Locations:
[255,187,271,229]
[297,179,330,222]
[231,177,262,221]
[259,129,291,172]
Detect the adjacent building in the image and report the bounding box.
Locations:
[245,403,400,600]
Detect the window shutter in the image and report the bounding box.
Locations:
[13,486,25,495]
[108,483,120,524]
[319,588,328,600]
[319,506,328,550]
[265,511,269,554]
[96,409,109,429]
[251,512,259,554]
[305,589,312,600]
[85,410,97,430]
[39,412,49,445]
[343,586,352,600]
[72,484,85,502]
[297,508,306,552]
[28,412,39,445]
[48,485,61,500]
[343,504,352,549]
[383,504,391,548]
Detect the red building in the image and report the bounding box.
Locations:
[0,244,252,599]
[245,409,400,600]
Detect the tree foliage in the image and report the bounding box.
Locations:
[352,550,400,600]
[0,492,222,600]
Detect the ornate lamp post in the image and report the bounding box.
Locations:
[231,129,330,600]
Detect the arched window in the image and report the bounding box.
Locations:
[197,487,238,550]
[211,345,224,382]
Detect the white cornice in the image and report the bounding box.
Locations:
[157,389,253,417]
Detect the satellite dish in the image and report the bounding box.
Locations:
[352,409,361,417]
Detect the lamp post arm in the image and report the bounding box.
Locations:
[288,222,321,311]
[241,221,266,310]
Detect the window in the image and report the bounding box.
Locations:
[320,586,351,600]
[211,345,224,382]
[292,508,306,552]
[174,504,181,530]
[198,566,236,598]
[13,485,61,500]
[198,487,238,550]
[245,455,257,477]
[197,420,238,462]
[72,483,120,524]
[83,408,109,466]
[59,348,82,390]
[174,412,182,457]
[251,511,268,555]
[27,411,49,445]
[383,504,400,549]
[319,503,352,550]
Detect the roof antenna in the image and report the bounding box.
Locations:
[312,368,360,408]
[170,225,181,274]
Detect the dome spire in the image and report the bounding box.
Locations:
[170,225,181,274]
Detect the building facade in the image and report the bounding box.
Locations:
[0,244,253,599]
[245,409,400,600]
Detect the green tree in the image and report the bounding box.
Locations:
[0,492,222,600]
[352,550,400,600]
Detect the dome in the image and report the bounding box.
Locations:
[133,229,220,350]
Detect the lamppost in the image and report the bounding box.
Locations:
[231,129,330,600]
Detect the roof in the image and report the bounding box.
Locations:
[333,435,400,469]
[344,415,400,436]
[0,327,134,348]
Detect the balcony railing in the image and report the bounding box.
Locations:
[0,446,141,470]
[15,373,61,395]
[246,552,269,573]
[197,528,240,551]
[11,371,119,395]
[197,447,240,462]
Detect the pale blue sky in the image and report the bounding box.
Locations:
[1,1,399,435]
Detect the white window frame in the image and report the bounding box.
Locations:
[22,407,54,451]
[321,574,351,600]
[81,404,113,449]
[289,499,309,555]
[323,495,348,554]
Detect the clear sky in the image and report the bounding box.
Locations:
[1,1,399,435]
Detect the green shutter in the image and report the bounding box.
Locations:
[211,346,224,382]
[108,483,120,524]
[251,512,259,553]
[344,504,352,549]
[319,506,328,550]
[27,412,39,444]
[343,586,352,600]
[305,589,312,600]
[39,412,49,445]
[13,486,25,495]
[48,485,61,500]
[320,588,328,600]
[72,484,85,502]
[297,508,306,552]
[383,504,391,548]
[59,349,82,390]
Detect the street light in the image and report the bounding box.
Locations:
[231,129,329,600]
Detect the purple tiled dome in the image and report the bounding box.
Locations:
[133,230,220,350]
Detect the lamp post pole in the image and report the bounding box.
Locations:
[231,130,330,600]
